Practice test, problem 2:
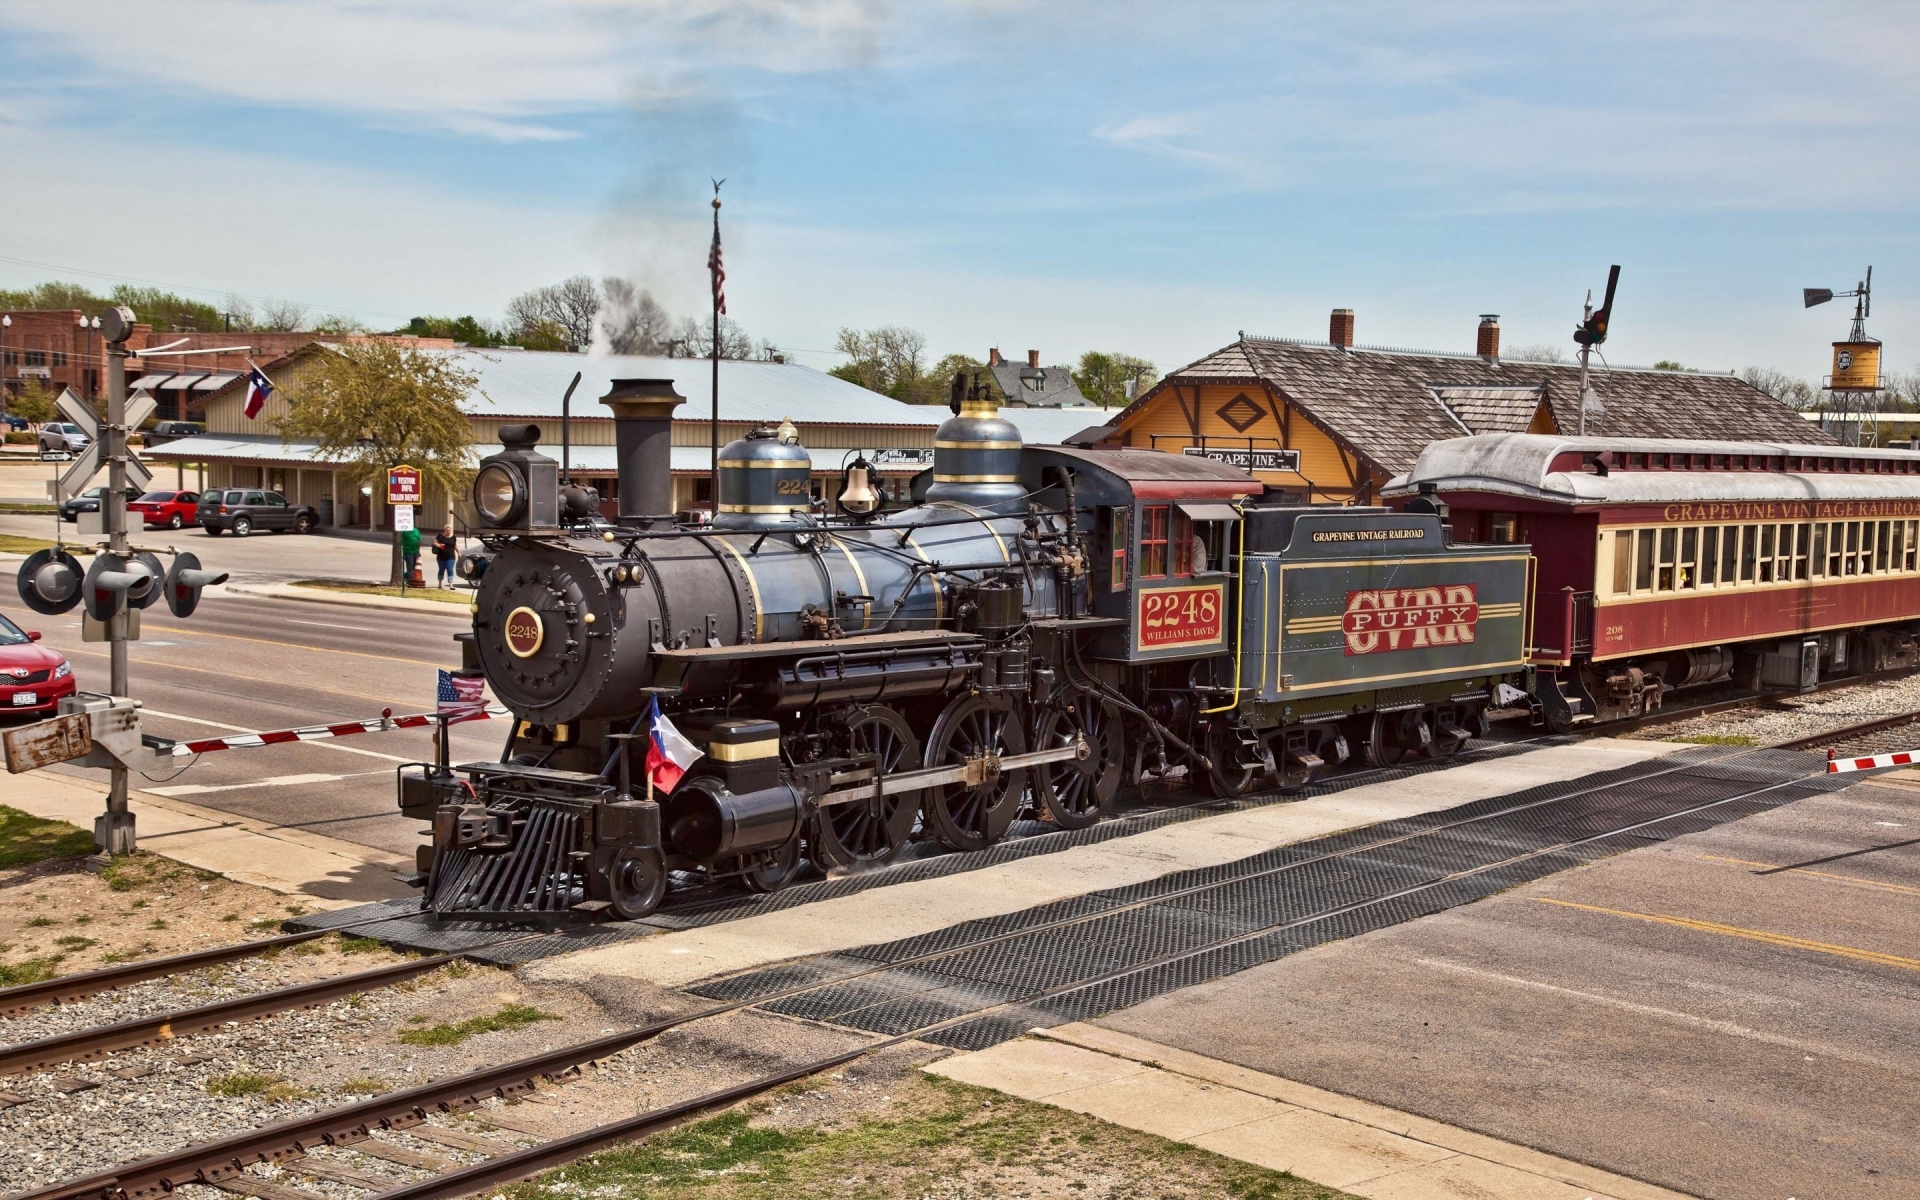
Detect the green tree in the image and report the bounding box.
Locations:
[404,316,505,346]
[279,341,483,584]
[7,379,56,424]
[1652,360,1688,371]
[1073,351,1158,408]
[830,327,930,399]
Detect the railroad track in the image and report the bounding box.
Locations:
[15,738,1840,1200]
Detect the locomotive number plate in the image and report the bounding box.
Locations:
[504,606,545,658]
[1136,582,1225,651]
[1342,585,1478,656]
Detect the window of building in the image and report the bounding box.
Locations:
[1140,505,1168,578]
[1488,512,1519,543]
[24,350,45,367]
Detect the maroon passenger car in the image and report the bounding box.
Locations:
[1388,434,1920,729]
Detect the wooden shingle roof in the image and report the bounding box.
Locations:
[1131,337,1830,476]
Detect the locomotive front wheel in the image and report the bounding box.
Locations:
[603,845,668,920]
[1033,691,1122,830]
[1204,721,1258,799]
[739,838,803,895]
[926,695,1028,851]
[812,705,922,869]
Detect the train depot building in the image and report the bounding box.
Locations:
[1088,310,1829,511]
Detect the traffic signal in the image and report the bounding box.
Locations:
[164,552,229,618]
[83,553,157,622]
[1574,264,1622,347]
[16,548,86,616]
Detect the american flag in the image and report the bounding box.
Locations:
[708,225,726,316]
[437,669,486,715]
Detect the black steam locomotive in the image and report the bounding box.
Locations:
[400,377,1531,922]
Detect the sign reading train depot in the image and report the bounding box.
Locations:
[388,464,423,507]
[1343,585,1479,656]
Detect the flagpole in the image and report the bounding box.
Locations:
[709,182,723,521]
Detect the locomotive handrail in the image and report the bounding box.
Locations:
[816,735,1089,809]
[1200,512,1251,714]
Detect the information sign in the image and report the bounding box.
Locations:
[388,465,423,506]
[392,503,415,533]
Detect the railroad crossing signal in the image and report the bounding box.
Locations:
[54,385,154,497]
[163,553,228,618]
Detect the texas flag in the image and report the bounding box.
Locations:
[645,695,701,794]
[243,362,274,420]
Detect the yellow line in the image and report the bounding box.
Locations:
[1698,855,1920,898]
[1536,898,1920,972]
[156,625,443,666]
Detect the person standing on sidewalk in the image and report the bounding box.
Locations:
[402,523,422,586]
[433,524,458,588]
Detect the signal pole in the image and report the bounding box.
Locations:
[1575,293,1593,439]
[100,305,135,854]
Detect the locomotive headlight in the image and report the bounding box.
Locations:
[473,462,526,527]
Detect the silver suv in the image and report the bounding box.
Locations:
[38,423,91,455]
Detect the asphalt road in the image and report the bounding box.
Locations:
[11,590,496,858]
[0,508,415,587]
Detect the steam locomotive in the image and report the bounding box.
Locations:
[400,377,1532,922]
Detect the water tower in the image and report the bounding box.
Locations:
[1805,268,1884,446]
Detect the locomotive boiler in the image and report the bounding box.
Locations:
[401,375,1533,923]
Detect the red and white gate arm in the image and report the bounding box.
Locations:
[1827,747,1920,774]
[168,705,511,757]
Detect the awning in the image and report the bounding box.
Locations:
[195,372,241,391]
[1178,501,1242,522]
[158,373,208,389]
[130,374,172,390]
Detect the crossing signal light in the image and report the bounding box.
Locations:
[164,552,228,618]
[83,553,158,622]
[16,548,86,616]
[1574,264,1621,347]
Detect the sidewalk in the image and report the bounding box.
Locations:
[224,580,473,617]
[0,768,414,909]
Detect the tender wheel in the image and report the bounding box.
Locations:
[167,512,184,530]
[230,516,252,537]
[925,694,1027,851]
[602,845,667,920]
[811,705,921,869]
[738,838,802,894]
[295,513,314,534]
[1033,690,1122,830]
[1364,710,1426,768]
[1205,720,1258,798]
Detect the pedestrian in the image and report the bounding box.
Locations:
[433,524,458,588]
[401,522,422,586]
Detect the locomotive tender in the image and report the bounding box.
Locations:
[402,377,1531,922]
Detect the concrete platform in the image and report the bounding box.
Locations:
[524,738,1685,990]
[0,767,412,908]
[1088,777,1920,1199]
[931,1024,1691,1200]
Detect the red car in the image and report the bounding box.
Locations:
[0,614,76,715]
[129,490,201,530]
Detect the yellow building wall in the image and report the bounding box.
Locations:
[1113,382,1377,502]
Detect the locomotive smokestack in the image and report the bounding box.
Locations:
[600,378,686,528]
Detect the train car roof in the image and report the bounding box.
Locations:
[1024,445,1262,501]
[1384,433,1920,506]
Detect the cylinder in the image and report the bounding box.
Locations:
[600,379,685,527]
[926,393,1027,514]
[663,776,803,861]
[714,424,811,529]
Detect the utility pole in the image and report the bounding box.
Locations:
[99,305,136,854]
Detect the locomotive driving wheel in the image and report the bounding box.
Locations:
[738,838,803,894]
[811,705,922,870]
[1032,688,1122,830]
[1205,720,1259,798]
[600,845,668,920]
[925,694,1028,851]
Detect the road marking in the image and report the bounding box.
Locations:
[153,625,443,666]
[283,619,381,632]
[1536,898,1920,973]
[1698,854,1920,898]
[146,771,380,797]
[61,645,430,710]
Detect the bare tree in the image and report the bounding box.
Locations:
[256,297,312,332]
[600,278,675,355]
[830,326,926,396]
[220,294,256,331]
[1505,343,1569,363]
[676,315,754,360]
[1737,365,1818,409]
[506,276,600,351]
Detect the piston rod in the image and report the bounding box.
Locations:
[816,735,1087,809]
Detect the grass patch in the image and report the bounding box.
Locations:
[0,805,94,868]
[26,916,54,928]
[148,918,168,930]
[0,533,61,554]
[205,1072,279,1097]
[292,578,472,605]
[1677,733,1758,746]
[339,1078,389,1095]
[500,1075,1339,1200]
[398,1004,558,1047]
[53,936,95,950]
[100,943,155,964]
[0,956,62,986]
[337,935,385,954]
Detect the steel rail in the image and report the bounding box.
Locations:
[371,762,1824,1200]
[1774,707,1920,752]
[14,739,1824,1200]
[0,931,331,1019]
[0,954,462,1078]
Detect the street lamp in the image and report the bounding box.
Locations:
[0,314,9,412]
[77,313,101,400]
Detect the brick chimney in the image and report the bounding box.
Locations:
[1027,349,1040,368]
[988,347,1002,366]
[1476,314,1500,360]
[1329,309,1355,348]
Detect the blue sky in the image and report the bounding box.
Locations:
[1,1,1914,383]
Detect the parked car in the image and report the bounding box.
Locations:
[0,612,76,715]
[38,423,91,455]
[0,415,29,432]
[59,486,144,523]
[197,488,318,536]
[144,421,202,447]
[129,489,201,530]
